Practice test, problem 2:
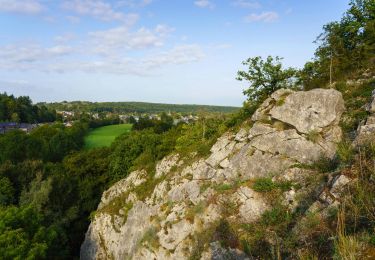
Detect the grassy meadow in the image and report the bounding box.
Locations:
[84,124,132,149]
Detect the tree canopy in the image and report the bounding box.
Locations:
[236,56,298,102]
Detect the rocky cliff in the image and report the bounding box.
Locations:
[81,88,348,260]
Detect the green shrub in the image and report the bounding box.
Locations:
[214,183,233,192]
[261,206,291,226]
[252,178,275,192]
[310,156,338,173]
[306,130,321,143]
[252,178,293,192]
[140,226,159,249]
[185,201,206,223]
[213,219,239,249]
[337,141,355,165]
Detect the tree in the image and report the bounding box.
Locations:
[236,56,298,102]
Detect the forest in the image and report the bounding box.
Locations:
[0,93,56,123]
[39,101,239,114]
[0,0,374,258]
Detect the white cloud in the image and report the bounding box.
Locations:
[213,44,232,50]
[61,0,139,23]
[245,11,279,22]
[54,33,76,44]
[0,0,45,14]
[116,0,153,8]
[143,45,205,69]
[66,15,81,24]
[232,0,260,9]
[0,44,74,70]
[88,24,174,56]
[0,23,203,76]
[194,0,215,9]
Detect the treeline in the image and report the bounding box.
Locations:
[0,103,248,258]
[131,112,174,133]
[40,100,239,114]
[0,93,56,123]
[299,0,375,89]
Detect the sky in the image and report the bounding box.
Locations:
[0,0,350,106]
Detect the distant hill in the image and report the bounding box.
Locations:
[38,101,240,114]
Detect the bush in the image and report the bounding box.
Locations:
[252,178,275,192]
[252,178,293,193]
[337,141,355,165]
[213,219,239,249]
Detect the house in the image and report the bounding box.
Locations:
[0,122,36,134]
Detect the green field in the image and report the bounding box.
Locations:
[84,124,132,149]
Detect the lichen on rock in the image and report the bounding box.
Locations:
[80,88,346,260]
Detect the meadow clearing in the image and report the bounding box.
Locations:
[84,124,132,149]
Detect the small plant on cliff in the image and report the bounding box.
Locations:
[140,226,159,249]
[252,177,293,192]
[306,130,321,143]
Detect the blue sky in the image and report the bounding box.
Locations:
[0,0,350,106]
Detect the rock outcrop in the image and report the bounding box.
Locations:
[355,89,375,145]
[81,88,345,260]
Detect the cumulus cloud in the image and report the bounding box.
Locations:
[143,45,205,69]
[116,0,153,8]
[0,44,74,67]
[61,0,138,23]
[232,0,260,9]
[0,24,203,76]
[245,11,279,22]
[88,24,174,56]
[194,0,215,9]
[0,0,45,14]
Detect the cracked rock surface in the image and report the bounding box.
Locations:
[81,88,345,260]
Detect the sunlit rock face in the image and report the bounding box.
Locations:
[81,88,345,260]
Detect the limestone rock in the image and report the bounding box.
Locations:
[269,89,345,134]
[201,242,250,260]
[155,154,180,179]
[99,170,146,209]
[234,128,248,142]
[236,186,268,222]
[158,220,192,250]
[226,146,296,181]
[249,128,324,163]
[365,89,375,113]
[206,133,236,167]
[168,180,200,204]
[81,201,157,260]
[81,88,346,260]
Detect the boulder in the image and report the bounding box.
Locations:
[80,88,346,260]
[269,89,345,134]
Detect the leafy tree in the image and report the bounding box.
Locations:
[0,93,56,123]
[300,0,375,89]
[0,177,14,206]
[236,56,298,102]
[0,206,58,259]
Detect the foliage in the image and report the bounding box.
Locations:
[132,112,174,134]
[237,56,298,102]
[0,92,56,123]
[306,130,321,143]
[140,226,159,249]
[299,0,375,89]
[0,122,88,164]
[175,116,227,157]
[40,100,239,114]
[252,177,293,192]
[213,219,240,249]
[185,201,206,223]
[0,206,58,259]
